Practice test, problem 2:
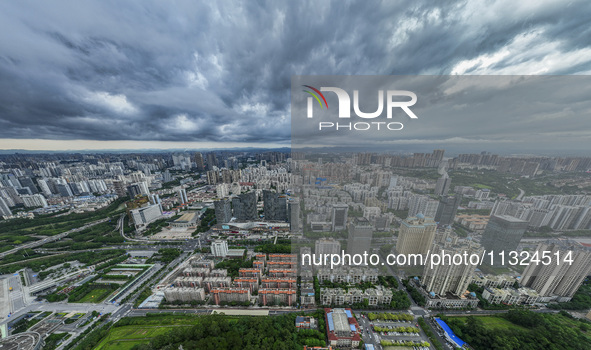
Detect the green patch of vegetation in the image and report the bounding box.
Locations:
[146,248,181,264]
[548,280,591,310]
[215,258,253,278]
[43,333,70,350]
[441,310,591,350]
[417,317,443,350]
[96,313,325,350]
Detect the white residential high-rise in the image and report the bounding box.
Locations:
[0,197,12,217]
[396,214,437,255]
[521,240,591,302]
[211,240,229,257]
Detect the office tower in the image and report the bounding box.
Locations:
[288,199,301,232]
[408,196,439,218]
[232,192,258,221]
[346,217,373,256]
[263,190,287,221]
[211,240,229,257]
[206,153,218,170]
[435,173,451,196]
[422,243,478,296]
[177,188,188,205]
[481,215,528,255]
[435,195,462,225]
[315,238,342,255]
[0,197,12,217]
[396,214,437,255]
[214,199,232,224]
[521,240,591,301]
[331,203,349,231]
[127,184,142,199]
[194,152,205,171]
[130,204,163,227]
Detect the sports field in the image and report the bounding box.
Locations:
[76,288,114,303]
[95,325,189,350]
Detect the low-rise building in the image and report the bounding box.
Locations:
[202,276,232,292]
[210,287,251,305]
[317,267,379,284]
[320,286,393,306]
[258,288,297,306]
[163,287,206,302]
[324,308,361,348]
[296,316,317,329]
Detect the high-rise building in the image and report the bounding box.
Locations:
[0,197,12,217]
[56,183,73,197]
[422,243,479,296]
[435,173,451,196]
[214,199,232,224]
[288,199,301,232]
[331,203,349,231]
[194,152,205,171]
[435,195,462,225]
[346,217,373,256]
[408,196,439,218]
[263,190,287,221]
[481,215,528,257]
[112,180,127,198]
[206,153,218,171]
[21,194,48,208]
[232,192,258,221]
[315,238,341,255]
[177,188,188,205]
[396,214,437,255]
[37,178,53,197]
[211,240,229,257]
[127,184,143,199]
[521,240,591,302]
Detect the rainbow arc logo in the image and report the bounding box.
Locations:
[302,85,328,109]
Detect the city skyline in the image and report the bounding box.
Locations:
[1,1,591,153]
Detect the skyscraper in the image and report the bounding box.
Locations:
[194,152,205,171]
[206,152,218,171]
[288,199,301,232]
[435,173,451,196]
[263,190,287,221]
[346,217,373,256]
[408,196,439,218]
[0,197,12,217]
[331,203,349,231]
[435,195,462,225]
[177,188,188,205]
[396,214,437,255]
[521,240,591,301]
[232,192,258,221]
[422,242,479,296]
[481,215,528,256]
[214,199,232,224]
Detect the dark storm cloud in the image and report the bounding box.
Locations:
[1,0,591,145]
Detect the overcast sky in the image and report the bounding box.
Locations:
[1,0,591,152]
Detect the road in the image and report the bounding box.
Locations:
[516,188,525,200]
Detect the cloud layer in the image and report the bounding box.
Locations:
[1,0,591,149]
